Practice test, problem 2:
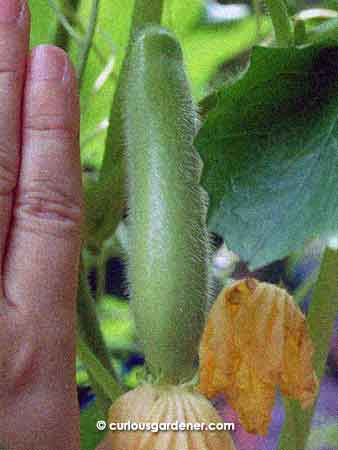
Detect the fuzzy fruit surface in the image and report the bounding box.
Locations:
[124,26,209,383]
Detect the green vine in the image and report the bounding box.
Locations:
[77,260,121,414]
[265,0,293,46]
[52,0,81,50]
[278,247,338,450]
[77,334,122,404]
[77,0,101,88]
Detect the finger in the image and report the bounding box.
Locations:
[4,45,83,317]
[0,0,29,300]
[1,45,82,448]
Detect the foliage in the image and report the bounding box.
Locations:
[197,44,338,269]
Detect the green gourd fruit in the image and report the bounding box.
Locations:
[124,26,209,384]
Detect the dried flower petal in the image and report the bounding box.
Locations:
[108,384,237,450]
[199,278,318,435]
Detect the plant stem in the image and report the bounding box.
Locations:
[50,0,108,63]
[96,251,106,302]
[293,270,318,304]
[277,247,338,450]
[308,247,338,379]
[77,334,122,403]
[85,0,165,246]
[265,0,293,47]
[294,19,307,46]
[253,0,263,41]
[77,265,112,370]
[77,260,121,414]
[53,0,81,50]
[77,0,100,89]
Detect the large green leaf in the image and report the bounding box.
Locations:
[196,44,338,269]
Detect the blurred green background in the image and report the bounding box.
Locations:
[28,0,336,172]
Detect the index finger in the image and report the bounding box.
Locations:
[4,45,83,318]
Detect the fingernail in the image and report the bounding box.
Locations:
[28,45,71,83]
[0,0,23,23]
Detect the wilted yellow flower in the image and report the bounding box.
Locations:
[108,384,236,450]
[199,278,318,435]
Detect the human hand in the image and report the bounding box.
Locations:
[0,1,83,449]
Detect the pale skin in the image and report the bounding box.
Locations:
[0,0,111,449]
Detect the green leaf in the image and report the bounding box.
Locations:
[196,44,338,269]
[80,401,106,450]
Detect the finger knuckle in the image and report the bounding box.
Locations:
[23,113,77,140]
[15,178,83,238]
